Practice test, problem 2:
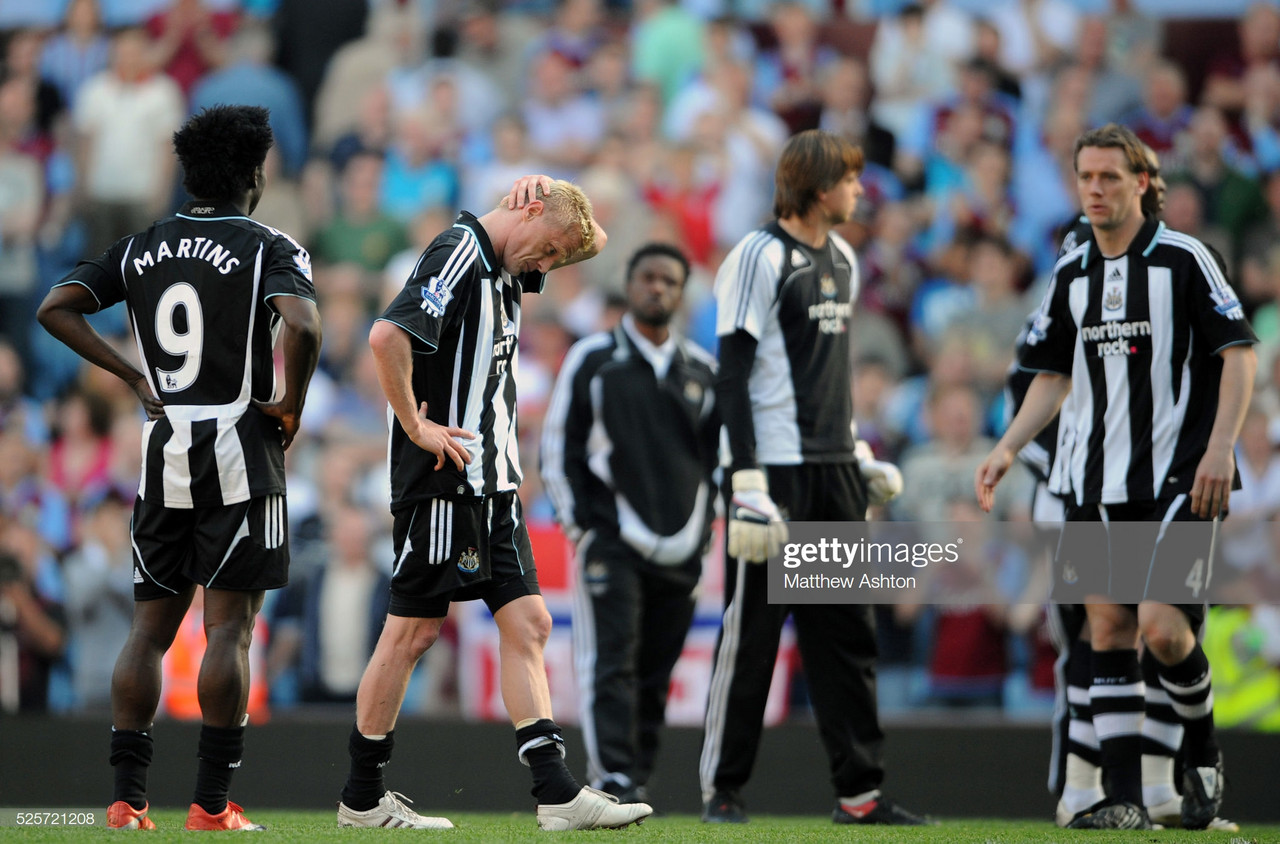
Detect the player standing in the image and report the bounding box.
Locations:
[38,104,322,831]
[978,123,1256,830]
[699,129,926,826]
[541,243,719,806]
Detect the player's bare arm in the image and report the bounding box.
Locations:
[368,319,475,470]
[976,371,1071,512]
[250,294,322,450]
[1191,344,1257,519]
[36,283,165,420]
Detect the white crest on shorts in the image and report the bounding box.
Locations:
[457,546,480,573]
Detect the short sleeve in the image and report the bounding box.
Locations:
[53,237,132,312]
[377,235,476,353]
[262,232,317,304]
[1019,270,1075,375]
[714,234,784,340]
[1184,241,1258,354]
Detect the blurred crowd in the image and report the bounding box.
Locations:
[1,0,1280,727]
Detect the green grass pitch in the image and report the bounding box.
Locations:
[0,811,1274,842]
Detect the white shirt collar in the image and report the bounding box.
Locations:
[621,313,677,380]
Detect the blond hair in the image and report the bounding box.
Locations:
[500,180,596,255]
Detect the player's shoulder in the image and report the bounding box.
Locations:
[727,225,786,264]
[828,230,857,265]
[1153,224,1224,269]
[1049,239,1090,281]
[563,330,617,377]
[681,337,718,373]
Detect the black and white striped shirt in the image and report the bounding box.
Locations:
[715,222,859,465]
[54,200,317,508]
[378,211,546,507]
[1021,216,1257,506]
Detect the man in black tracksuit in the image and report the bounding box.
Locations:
[541,243,719,805]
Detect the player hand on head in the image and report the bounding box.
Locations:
[127,374,165,421]
[855,440,903,507]
[728,468,788,563]
[407,401,476,470]
[505,174,554,210]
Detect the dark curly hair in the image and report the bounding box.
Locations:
[173,105,274,201]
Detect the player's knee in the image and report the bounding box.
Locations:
[1140,623,1191,663]
[502,607,551,652]
[204,619,255,653]
[407,625,440,656]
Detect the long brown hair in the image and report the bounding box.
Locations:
[772,130,864,220]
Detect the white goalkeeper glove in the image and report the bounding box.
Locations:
[855,440,903,507]
[727,468,788,563]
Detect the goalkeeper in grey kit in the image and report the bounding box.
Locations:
[697,129,929,826]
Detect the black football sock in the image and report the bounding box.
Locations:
[516,719,579,805]
[110,727,154,810]
[193,724,245,815]
[1157,644,1220,768]
[1090,648,1144,807]
[341,725,394,812]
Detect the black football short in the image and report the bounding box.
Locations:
[1053,494,1212,624]
[131,493,289,600]
[389,491,540,618]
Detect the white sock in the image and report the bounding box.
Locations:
[1061,754,1104,814]
[839,789,881,807]
[1142,755,1178,808]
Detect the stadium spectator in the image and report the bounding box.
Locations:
[270,0,367,131]
[39,0,111,112]
[144,0,239,99]
[982,0,1080,78]
[944,234,1030,394]
[46,386,114,517]
[379,107,461,225]
[0,78,44,363]
[310,3,418,156]
[868,0,973,143]
[1072,16,1144,129]
[541,242,717,808]
[4,29,66,157]
[188,22,308,178]
[1166,105,1269,265]
[73,27,184,257]
[629,0,704,108]
[896,382,1014,524]
[1127,60,1193,158]
[269,505,391,704]
[453,0,543,102]
[336,175,650,831]
[1201,1,1280,117]
[37,104,321,832]
[0,341,47,446]
[61,488,133,710]
[0,527,66,714]
[699,130,928,827]
[521,49,606,175]
[314,151,409,275]
[817,57,895,172]
[752,1,837,135]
